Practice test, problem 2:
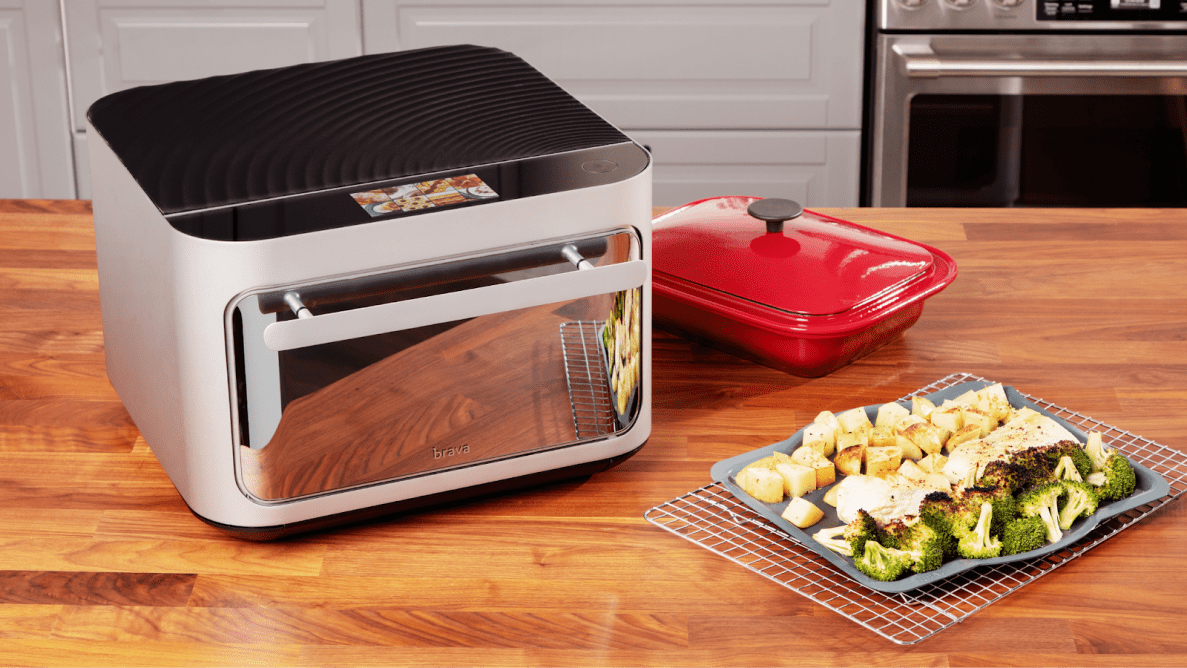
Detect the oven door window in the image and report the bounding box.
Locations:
[907,94,1187,207]
[228,230,644,502]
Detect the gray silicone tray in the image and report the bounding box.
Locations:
[709,379,1172,594]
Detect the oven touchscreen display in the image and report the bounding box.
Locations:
[349,174,498,217]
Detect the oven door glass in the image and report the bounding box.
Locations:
[906,94,1187,207]
[228,230,645,502]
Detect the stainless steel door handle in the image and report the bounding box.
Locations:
[262,260,647,352]
[895,44,1187,78]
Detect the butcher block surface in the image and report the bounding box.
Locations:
[0,199,1185,666]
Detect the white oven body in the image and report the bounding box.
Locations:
[89,120,653,532]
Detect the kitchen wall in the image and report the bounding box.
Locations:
[3,0,865,207]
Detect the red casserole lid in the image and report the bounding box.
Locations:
[652,197,958,376]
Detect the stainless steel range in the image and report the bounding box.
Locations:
[867,0,1187,207]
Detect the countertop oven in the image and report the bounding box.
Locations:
[87,45,653,539]
[867,0,1187,207]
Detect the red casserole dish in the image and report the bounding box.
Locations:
[652,196,958,377]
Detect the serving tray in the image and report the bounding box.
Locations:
[709,379,1172,594]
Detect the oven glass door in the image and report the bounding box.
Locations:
[228,230,645,502]
[870,34,1187,207]
[906,94,1187,207]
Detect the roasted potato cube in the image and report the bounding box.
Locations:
[945,424,982,452]
[801,421,836,457]
[792,446,836,488]
[869,425,898,449]
[742,455,778,473]
[929,406,964,434]
[952,390,979,406]
[962,407,996,438]
[815,410,843,439]
[876,402,911,428]
[898,458,928,482]
[918,452,948,474]
[911,396,936,419]
[837,407,873,436]
[774,462,817,498]
[781,496,824,529]
[899,420,943,456]
[894,432,924,461]
[822,484,841,507]
[834,444,865,477]
[865,445,903,478]
[735,466,784,503]
[976,383,1008,405]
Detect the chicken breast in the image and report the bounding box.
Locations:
[941,411,1078,485]
[835,475,934,524]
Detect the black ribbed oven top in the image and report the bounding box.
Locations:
[87,44,632,215]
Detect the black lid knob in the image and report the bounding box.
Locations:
[747,198,803,233]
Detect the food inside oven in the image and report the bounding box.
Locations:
[229,230,645,502]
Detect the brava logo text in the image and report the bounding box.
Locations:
[433,445,470,459]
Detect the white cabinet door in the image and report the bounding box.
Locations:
[64,0,363,198]
[361,0,864,131]
[631,130,860,207]
[0,1,74,199]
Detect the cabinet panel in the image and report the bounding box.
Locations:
[630,130,860,207]
[0,2,74,199]
[64,0,362,133]
[362,1,864,130]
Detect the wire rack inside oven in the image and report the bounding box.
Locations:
[644,372,1187,645]
[560,321,617,439]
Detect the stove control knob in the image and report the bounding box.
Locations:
[945,0,976,7]
[993,0,1023,6]
[897,0,927,7]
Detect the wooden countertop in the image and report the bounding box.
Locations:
[1,199,1185,666]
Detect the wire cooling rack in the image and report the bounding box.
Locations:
[560,321,617,439]
[644,372,1187,645]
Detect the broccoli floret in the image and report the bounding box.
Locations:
[954,502,1003,559]
[812,524,853,557]
[853,540,913,582]
[1057,480,1100,530]
[1084,431,1111,472]
[978,459,1031,495]
[917,491,959,559]
[881,518,944,574]
[1008,446,1059,486]
[843,510,881,558]
[1046,440,1092,480]
[1086,453,1137,502]
[1053,455,1084,482]
[958,483,1017,537]
[1001,515,1047,556]
[1016,481,1065,544]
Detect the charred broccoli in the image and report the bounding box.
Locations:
[978,459,1032,495]
[1016,481,1065,544]
[917,491,959,559]
[1001,515,1047,556]
[1087,453,1137,502]
[1057,480,1100,530]
[853,540,913,582]
[958,482,1017,537]
[953,502,1003,560]
[1053,455,1084,482]
[881,518,945,574]
[1046,440,1092,480]
[844,509,881,559]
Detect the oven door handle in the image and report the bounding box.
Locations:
[261,260,647,352]
[897,44,1187,78]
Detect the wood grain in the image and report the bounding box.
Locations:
[0,200,1184,666]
